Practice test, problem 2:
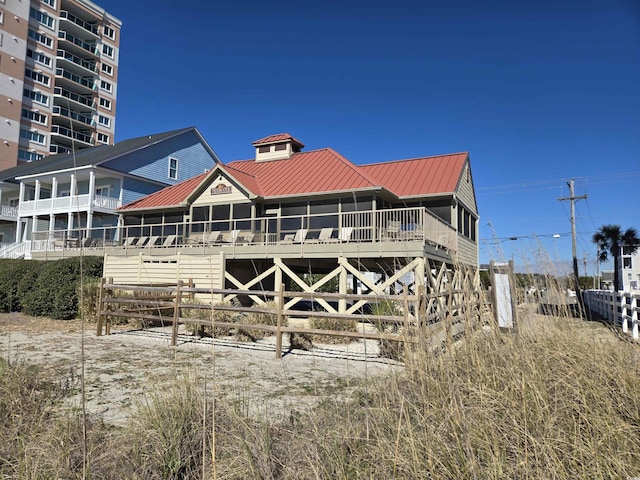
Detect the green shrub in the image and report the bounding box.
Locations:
[21,257,103,320]
[0,259,43,312]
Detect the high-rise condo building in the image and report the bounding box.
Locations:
[0,0,121,170]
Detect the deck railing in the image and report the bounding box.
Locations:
[18,194,120,216]
[28,206,459,254]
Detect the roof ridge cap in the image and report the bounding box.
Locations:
[324,148,382,187]
[360,151,469,167]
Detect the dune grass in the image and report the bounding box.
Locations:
[1,301,640,478]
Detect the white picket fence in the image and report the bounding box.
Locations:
[584,289,640,340]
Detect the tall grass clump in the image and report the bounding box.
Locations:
[271,311,640,478]
[308,315,357,344]
[181,299,235,337]
[237,301,284,342]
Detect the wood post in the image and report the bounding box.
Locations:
[96,277,106,336]
[446,285,453,350]
[171,280,182,346]
[105,277,113,335]
[275,283,284,359]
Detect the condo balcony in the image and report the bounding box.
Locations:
[55,68,97,92]
[52,105,94,127]
[49,144,73,155]
[56,49,97,75]
[53,87,96,110]
[59,10,99,37]
[51,125,94,146]
[57,31,98,56]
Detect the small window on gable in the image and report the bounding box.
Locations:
[274,143,286,151]
[168,157,178,180]
[258,145,270,153]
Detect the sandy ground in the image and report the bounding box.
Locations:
[0,313,401,426]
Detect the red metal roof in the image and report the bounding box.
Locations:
[361,153,468,197]
[119,143,469,211]
[228,148,380,197]
[252,133,304,147]
[119,171,210,210]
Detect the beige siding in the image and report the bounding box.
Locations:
[103,252,224,288]
[192,174,250,206]
[456,162,478,214]
[455,235,478,267]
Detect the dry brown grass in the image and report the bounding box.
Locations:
[2,301,640,478]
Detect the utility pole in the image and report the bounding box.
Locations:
[558,179,587,313]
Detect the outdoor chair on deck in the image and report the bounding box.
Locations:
[227,229,241,244]
[241,233,255,244]
[148,236,161,247]
[161,234,177,247]
[124,237,138,247]
[206,231,222,244]
[385,221,401,239]
[339,227,354,242]
[135,236,149,247]
[309,227,335,243]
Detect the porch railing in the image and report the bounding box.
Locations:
[1,205,18,218]
[18,194,121,216]
[28,206,459,254]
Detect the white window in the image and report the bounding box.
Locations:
[102,44,114,58]
[8,198,18,208]
[22,108,47,125]
[27,48,51,67]
[28,29,52,48]
[29,7,54,29]
[98,115,110,127]
[18,149,44,161]
[168,157,178,180]
[97,132,109,144]
[23,88,49,106]
[99,97,111,110]
[100,79,112,92]
[20,129,46,145]
[103,25,115,39]
[42,0,55,7]
[101,63,113,76]
[0,11,4,24]
[24,68,50,86]
[95,186,110,197]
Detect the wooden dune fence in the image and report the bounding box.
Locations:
[96,278,490,358]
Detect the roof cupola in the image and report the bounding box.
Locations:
[252,133,304,162]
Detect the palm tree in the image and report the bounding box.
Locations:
[592,225,639,292]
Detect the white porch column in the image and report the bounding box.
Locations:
[32,181,41,241]
[15,182,24,242]
[18,181,25,205]
[69,173,76,196]
[87,170,95,232]
[51,177,58,206]
[49,214,55,236]
[67,174,76,236]
[115,214,123,241]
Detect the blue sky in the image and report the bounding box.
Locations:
[106,0,640,272]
